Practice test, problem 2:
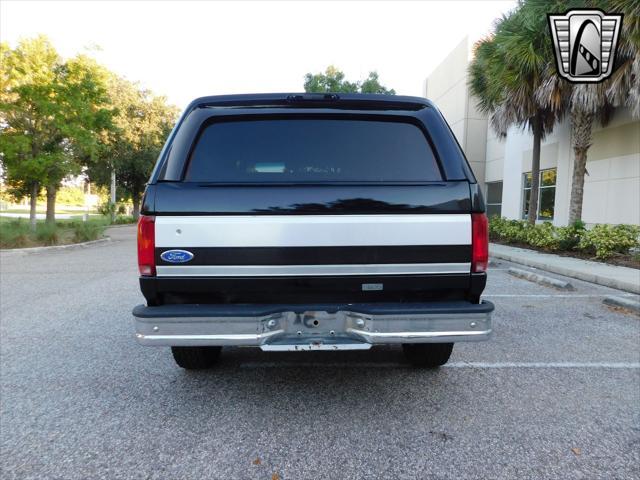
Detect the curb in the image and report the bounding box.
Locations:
[508,267,574,290]
[491,248,640,294]
[0,237,111,256]
[603,296,640,314]
[105,223,136,229]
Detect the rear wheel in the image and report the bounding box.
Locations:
[171,346,222,370]
[402,343,453,367]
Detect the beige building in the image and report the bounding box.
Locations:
[425,37,640,226]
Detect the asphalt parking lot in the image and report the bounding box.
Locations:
[1,225,638,479]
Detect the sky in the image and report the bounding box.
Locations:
[1,0,516,109]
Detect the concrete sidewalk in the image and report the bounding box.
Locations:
[490,243,640,294]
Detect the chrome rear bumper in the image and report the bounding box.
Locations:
[133,301,493,351]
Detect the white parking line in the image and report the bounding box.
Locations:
[445,362,640,369]
[240,361,640,369]
[484,294,638,298]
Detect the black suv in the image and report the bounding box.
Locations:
[133,93,494,369]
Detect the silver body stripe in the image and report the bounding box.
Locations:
[156,263,471,277]
[155,214,471,248]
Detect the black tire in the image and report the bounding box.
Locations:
[402,343,454,367]
[171,346,222,370]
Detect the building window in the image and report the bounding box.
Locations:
[522,168,556,220]
[486,181,503,217]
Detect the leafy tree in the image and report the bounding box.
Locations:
[114,90,177,218]
[0,36,61,229]
[359,71,396,94]
[0,36,113,226]
[44,54,113,223]
[56,186,86,206]
[87,76,178,218]
[304,66,395,94]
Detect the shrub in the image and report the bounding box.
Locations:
[35,223,59,246]
[488,216,529,244]
[488,215,506,241]
[556,220,585,251]
[72,220,106,243]
[112,215,136,225]
[98,201,116,217]
[0,218,109,248]
[578,224,640,259]
[0,219,31,248]
[489,216,640,261]
[524,222,559,251]
[7,233,30,248]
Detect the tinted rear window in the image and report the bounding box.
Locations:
[185,119,442,182]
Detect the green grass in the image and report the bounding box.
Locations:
[1,207,99,215]
[0,216,105,225]
[0,216,112,249]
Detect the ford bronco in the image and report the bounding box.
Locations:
[133,93,494,369]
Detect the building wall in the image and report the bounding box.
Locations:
[498,111,639,226]
[426,38,640,227]
[580,112,640,225]
[424,36,488,188]
[484,128,505,183]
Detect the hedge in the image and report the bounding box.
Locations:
[488,217,640,260]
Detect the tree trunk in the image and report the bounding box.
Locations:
[569,147,588,223]
[45,185,57,225]
[29,181,39,232]
[568,111,594,224]
[110,170,117,223]
[132,195,141,220]
[528,115,542,225]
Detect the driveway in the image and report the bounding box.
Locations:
[1,225,638,479]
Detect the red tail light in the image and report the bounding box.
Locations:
[137,215,156,276]
[471,213,488,273]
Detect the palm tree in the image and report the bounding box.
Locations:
[537,0,638,223]
[569,0,639,223]
[469,5,562,225]
[608,0,640,119]
[565,84,612,223]
[473,0,637,225]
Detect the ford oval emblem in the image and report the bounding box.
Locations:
[160,249,194,263]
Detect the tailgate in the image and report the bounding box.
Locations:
[141,182,479,304]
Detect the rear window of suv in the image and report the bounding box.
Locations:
[184,118,442,182]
